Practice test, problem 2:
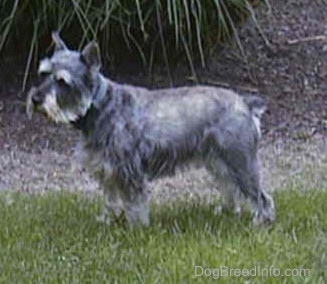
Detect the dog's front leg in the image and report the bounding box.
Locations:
[121,185,150,227]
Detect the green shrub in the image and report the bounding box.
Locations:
[0,0,269,73]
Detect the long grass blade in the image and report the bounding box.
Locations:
[0,0,20,52]
[155,0,172,85]
[21,18,40,92]
[0,0,271,81]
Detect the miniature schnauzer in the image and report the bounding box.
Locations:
[26,32,275,227]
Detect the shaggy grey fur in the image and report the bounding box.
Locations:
[26,32,275,226]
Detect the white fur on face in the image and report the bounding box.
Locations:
[250,106,266,138]
[38,59,53,74]
[79,95,93,117]
[42,89,78,123]
[56,69,73,85]
[251,106,266,138]
[252,115,262,138]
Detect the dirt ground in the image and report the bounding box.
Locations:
[0,0,327,202]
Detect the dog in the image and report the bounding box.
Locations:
[26,32,275,227]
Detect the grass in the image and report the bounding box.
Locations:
[0,189,326,283]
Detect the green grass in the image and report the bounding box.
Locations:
[0,189,326,283]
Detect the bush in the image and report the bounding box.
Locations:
[0,0,269,72]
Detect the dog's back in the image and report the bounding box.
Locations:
[106,83,263,150]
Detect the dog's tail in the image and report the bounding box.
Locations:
[243,95,267,119]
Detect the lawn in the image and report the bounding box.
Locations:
[0,189,326,283]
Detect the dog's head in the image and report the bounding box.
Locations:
[26,32,102,123]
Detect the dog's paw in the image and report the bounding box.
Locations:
[96,213,112,225]
[214,204,242,217]
[252,212,275,227]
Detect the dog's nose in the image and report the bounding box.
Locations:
[32,93,43,106]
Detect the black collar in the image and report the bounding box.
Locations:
[71,104,100,137]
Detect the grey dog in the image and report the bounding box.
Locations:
[26,32,275,226]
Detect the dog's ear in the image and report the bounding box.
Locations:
[52,31,68,51]
[81,41,101,71]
